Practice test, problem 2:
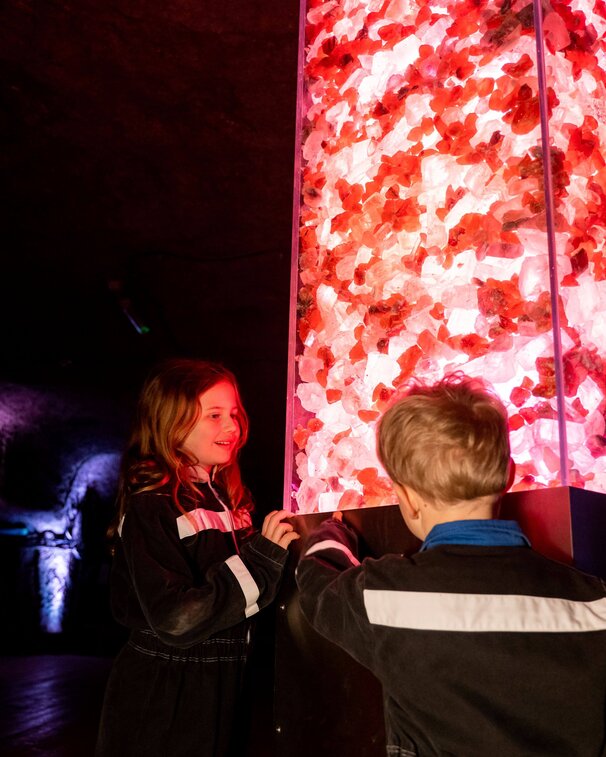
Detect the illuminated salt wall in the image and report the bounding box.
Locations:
[286,0,606,513]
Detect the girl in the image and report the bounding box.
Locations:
[96,359,298,757]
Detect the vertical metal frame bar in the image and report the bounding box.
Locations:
[533,0,569,485]
[283,0,308,510]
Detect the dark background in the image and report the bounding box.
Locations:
[0,0,301,650]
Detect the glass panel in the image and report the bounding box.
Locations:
[286,0,606,512]
[540,0,606,493]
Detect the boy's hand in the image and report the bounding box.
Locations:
[262,510,300,549]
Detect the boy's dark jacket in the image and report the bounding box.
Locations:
[296,518,606,757]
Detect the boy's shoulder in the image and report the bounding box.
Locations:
[363,544,606,601]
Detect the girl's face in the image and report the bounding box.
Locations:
[183,381,241,473]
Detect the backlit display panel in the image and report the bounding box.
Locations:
[286,0,606,512]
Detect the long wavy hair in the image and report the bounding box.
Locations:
[111,359,252,536]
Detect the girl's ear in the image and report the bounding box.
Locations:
[505,457,516,491]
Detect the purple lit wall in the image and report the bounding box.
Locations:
[0,384,121,635]
[286,0,606,513]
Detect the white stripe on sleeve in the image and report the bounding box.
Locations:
[225,555,260,618]
[176,508,234,539]
[363,590,606,633]
[304,539,361,567]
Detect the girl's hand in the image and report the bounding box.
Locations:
[261,510,300,549]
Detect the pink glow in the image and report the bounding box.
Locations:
[287,0,606,512]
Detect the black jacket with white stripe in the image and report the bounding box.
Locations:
[296,518,606,757]
[111,483,288,648]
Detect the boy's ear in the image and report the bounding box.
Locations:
[393,483,420,519]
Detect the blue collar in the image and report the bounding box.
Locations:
[421,519,531,552]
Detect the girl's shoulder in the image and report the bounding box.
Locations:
[126,486,176,518]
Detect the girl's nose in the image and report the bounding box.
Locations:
[224,416,239,435]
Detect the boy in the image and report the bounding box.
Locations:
[296,375,606,756]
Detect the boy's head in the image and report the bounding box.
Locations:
[377,374,511,511]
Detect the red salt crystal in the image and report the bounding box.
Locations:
[372,383,395,410]
[510,386,531,407]
[381,197,424,233]
[407,124,427,142]
[532,381,557,400]
[489,333,514,352]
[572,398,589,418]
[307,418,324,432]
[477,277,524,318]
[353,265,367,285]
[587,435,606,459]
[447,15,479,37]
[377,23,407,42]
[536,356,555,379]
[321,36,337,55]
[569,248,588,277]
[332,429,351,444]
[429,86,464,115]
[326,388,342,403]
[335,178,364,209]
[519,407,538,424]
[501,53,534,78]
[448,333,491,358]
[568,118,599,160]
[489,76,518,109]
[298,322,309,342]
[564,49,593,80]
[415,5,433,25]
[358,409,380,422]
[338,490,364,510]
[376,338,389,354]
[330,212,353,234]
[300,228,318,253]
[315,367,328,388]
[293,425,311,450]
[542,10,571,53]
[509,414,525,431]
[394,345,423,385]
[357,467,378,486]
[560,274,578,287]
[418,329,434,353]
[505,90,540,135]
[363,477,394,501]
[349,340,367,362]
[437,324,449,341]
[317,345,335,368]
[437,49,475,80]
[402,246,428,275]
[477,77,495,97]
[595,254,606,282]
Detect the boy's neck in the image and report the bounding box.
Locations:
[422,495,496,537]
[394,483,498,541]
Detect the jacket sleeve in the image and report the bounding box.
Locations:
[120,494,288,647]
[295,518,376,671]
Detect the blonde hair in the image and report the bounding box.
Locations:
[113,359,251,532]
[377,374,510,506]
